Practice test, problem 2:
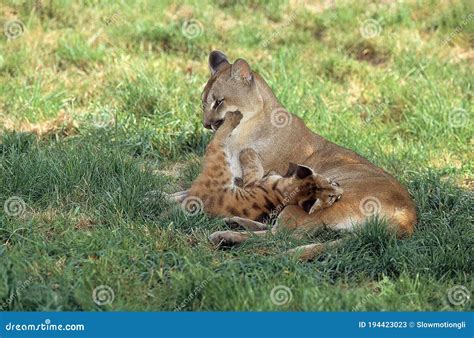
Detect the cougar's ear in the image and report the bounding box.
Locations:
[209,50,229,75]
[231,58,253,83]
[285,163,298,177]
[295,164,314,179]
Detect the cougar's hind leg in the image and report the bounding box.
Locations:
[276,205,327,234]
[277,204,354,261]
[287,239,342,262]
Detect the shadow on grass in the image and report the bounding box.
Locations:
[0,130,472,310]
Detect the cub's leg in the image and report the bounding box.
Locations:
[209,230,269,247]
[239,148,264,187]
[218,148,267,232]
[224,216,268,231]
[210,204,348,251]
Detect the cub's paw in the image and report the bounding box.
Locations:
[224,110,243,128]
[209,230,248,247]
[224,217,268,231]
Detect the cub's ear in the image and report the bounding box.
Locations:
[300,198,322,214]
[295,164,314,179]
[209,50,229,75]
[285,162,298,177]
[308,199,322,214]
[231,58,253,83]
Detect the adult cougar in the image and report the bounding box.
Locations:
[173,51,416,260]
[186,110,343,222]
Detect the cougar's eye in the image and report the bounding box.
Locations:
[213,98,224,110]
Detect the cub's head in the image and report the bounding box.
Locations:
[284,163,343,214]
[201,50,263,131]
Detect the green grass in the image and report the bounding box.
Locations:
[0,0,472,311]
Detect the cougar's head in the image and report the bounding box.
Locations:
[201,50,263,131]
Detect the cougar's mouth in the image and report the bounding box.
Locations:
[211,119,224,132]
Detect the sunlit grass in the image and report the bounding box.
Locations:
[0,0,472,311]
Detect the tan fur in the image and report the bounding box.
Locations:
[173,51,417,259]
[198,51,417,240]
[188,111,343,221]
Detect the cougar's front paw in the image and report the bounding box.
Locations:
[224,111,243,128]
